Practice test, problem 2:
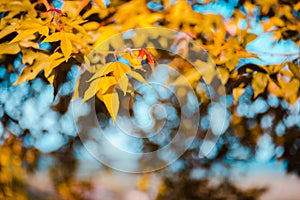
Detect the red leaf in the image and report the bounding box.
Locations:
[145,51,154,64]
[47,8,63,15]
[137,48,146,61]
[137,48,155,71]
[144,50,155,71]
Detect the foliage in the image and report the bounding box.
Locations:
[0,0,299,119]
[0,0,300,199]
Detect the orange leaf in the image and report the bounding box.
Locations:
[113,62,131,81]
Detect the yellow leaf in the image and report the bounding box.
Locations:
[94,26,119,48]
[87,62,116,82]
[194,60,216,84]
[47,74,55,85]
[83,22,99,31]
[82,79,100,102]
[19,40,39,49]
[44,58,65,77]
[0,24,18,40]
[83,76,117,102]
[284,79,300,105]
[233,88,245,103]
[99,77,117,94]
[42,32,61,43]
[60,31,72,61]
[69,23,86,35]
[22,50,48,65]
[217,67,229,85]
[118,75,129,96]
[0,42,20,54]
[20,20,44,29]
[38,26,49,37]
[122,53,142,69]
[99,90,119,123]
[44,52,64,62]
[295,2,300,11]
[66,33,82,42]
[113,62,131,81]
[288,62,300,80]
[43,52,64,77]
[252,72,268,98]
[9,29,39,43]
[76,0,90,16]
[174,68,201,86]
[244,33,258,44]
[66,33,84,47]
[72,76,81,101]
[13,61,49,85]
[127,70,150,85]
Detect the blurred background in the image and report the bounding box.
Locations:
[0,0,300,199]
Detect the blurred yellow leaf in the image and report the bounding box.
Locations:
[174,68,201,86]
[122,53,143,69]
[295,2,300,11]
[288,62,300,80]
[218,67,230,85]
[252,72,268,98]
[284,79,300,105]
[233,87,245,103]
